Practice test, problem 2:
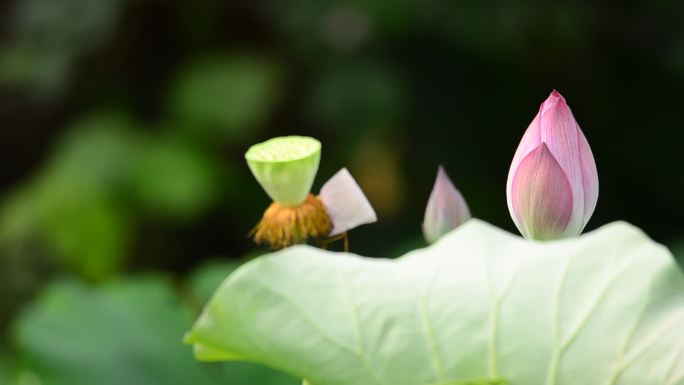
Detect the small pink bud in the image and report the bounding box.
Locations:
[506,90,599,240]
[423,166,471,244]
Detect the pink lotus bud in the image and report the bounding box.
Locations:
[506,90,599,240]
[423,166,471,244]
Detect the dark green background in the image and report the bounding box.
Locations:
[0,1,683,384]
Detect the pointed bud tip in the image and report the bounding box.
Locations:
[542,90,567,113]
[435,165,451,189]
[539,141,551,153]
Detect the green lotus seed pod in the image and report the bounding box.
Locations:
[245,136,321,207]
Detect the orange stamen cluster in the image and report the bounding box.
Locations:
[251,194,332,249]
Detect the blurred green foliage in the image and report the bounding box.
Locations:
[15,278,216,385]
[0,359,9,384]
[188,260,241,303]
[0,0,127,96]
[0,0,683,383]
[9,261,298,385]
[307,60,406,134]
[0,113,138,280]
[131,137,220,220]
[672,240,684,267]
[169,54,282,142]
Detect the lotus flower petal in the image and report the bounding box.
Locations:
[510,143,573,240]
[319,168,377,236]
[422,166,471,244]
[578,128,599,221]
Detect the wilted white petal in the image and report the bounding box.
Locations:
[319,168,377,236]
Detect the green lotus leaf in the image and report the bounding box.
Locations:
[186,220,684,385]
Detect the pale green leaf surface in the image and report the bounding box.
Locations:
[187,220,684,385]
